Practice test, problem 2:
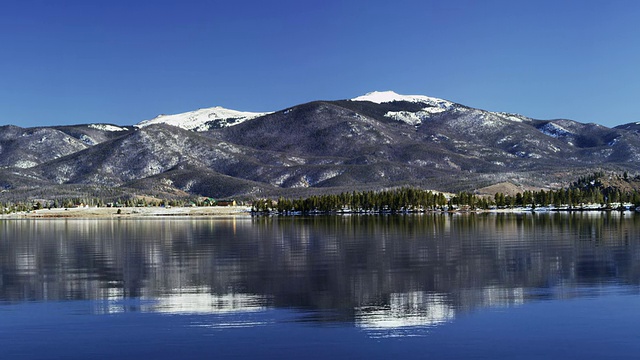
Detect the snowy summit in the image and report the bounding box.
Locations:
[136,106,271,132]
[351,91,453,108]
[352,91,454,127]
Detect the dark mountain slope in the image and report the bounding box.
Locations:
[52,124,134,145]
[0,124,133,170]
[222,101,410,158]
[0,125,92,169]
[32,125,267,185]
[124,164,276,199]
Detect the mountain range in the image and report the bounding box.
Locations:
[2,91,639,202]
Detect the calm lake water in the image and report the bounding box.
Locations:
[2,213,640,359]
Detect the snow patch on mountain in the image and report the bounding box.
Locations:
[136,106,271,132]
[385,108,447,126]
[538,122,573,138]
[352,91,453,108]
[88,124,129,132]
[317,170,342,183]
[495,112,530,123]
[14,160,38,169]
[354,91,453,126]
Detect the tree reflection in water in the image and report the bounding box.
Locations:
[1,213,639,332]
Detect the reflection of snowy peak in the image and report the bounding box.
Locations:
[136,106,271,131]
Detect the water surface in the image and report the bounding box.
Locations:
[1,213,640,359]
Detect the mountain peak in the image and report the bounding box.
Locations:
[136,106,271,132]
[351,91,452,107]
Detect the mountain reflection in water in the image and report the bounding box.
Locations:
[1,213,639,335]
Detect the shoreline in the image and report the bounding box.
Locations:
[0,206,253,219]
[1,206,636,219]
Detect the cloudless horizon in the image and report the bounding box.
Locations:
[1,0,639,128]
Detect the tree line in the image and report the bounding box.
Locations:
[0,196,230,214]
[252,172,640,214]
[2,172,639,215]
[253,188,450,213]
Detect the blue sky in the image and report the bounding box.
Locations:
[1,0,639,128]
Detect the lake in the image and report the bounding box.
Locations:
[1,213,640,359]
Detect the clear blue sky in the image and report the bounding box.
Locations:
[1,0,639,128]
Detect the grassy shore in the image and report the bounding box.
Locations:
[1,206,252,218]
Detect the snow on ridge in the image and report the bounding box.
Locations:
[494,112,531,123]
[538,122,573,138]
[385,111,424,126]
[136,106,271,132]
[353,91,453,126]
[385,107,448,127]
[14,160,38,169]
[88,124,128,132]
[352,91,453,108]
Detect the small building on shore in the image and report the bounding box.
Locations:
[216,199,237,207]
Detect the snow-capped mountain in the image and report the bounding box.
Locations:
[136,106,271,132]
[2,90,640,201]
